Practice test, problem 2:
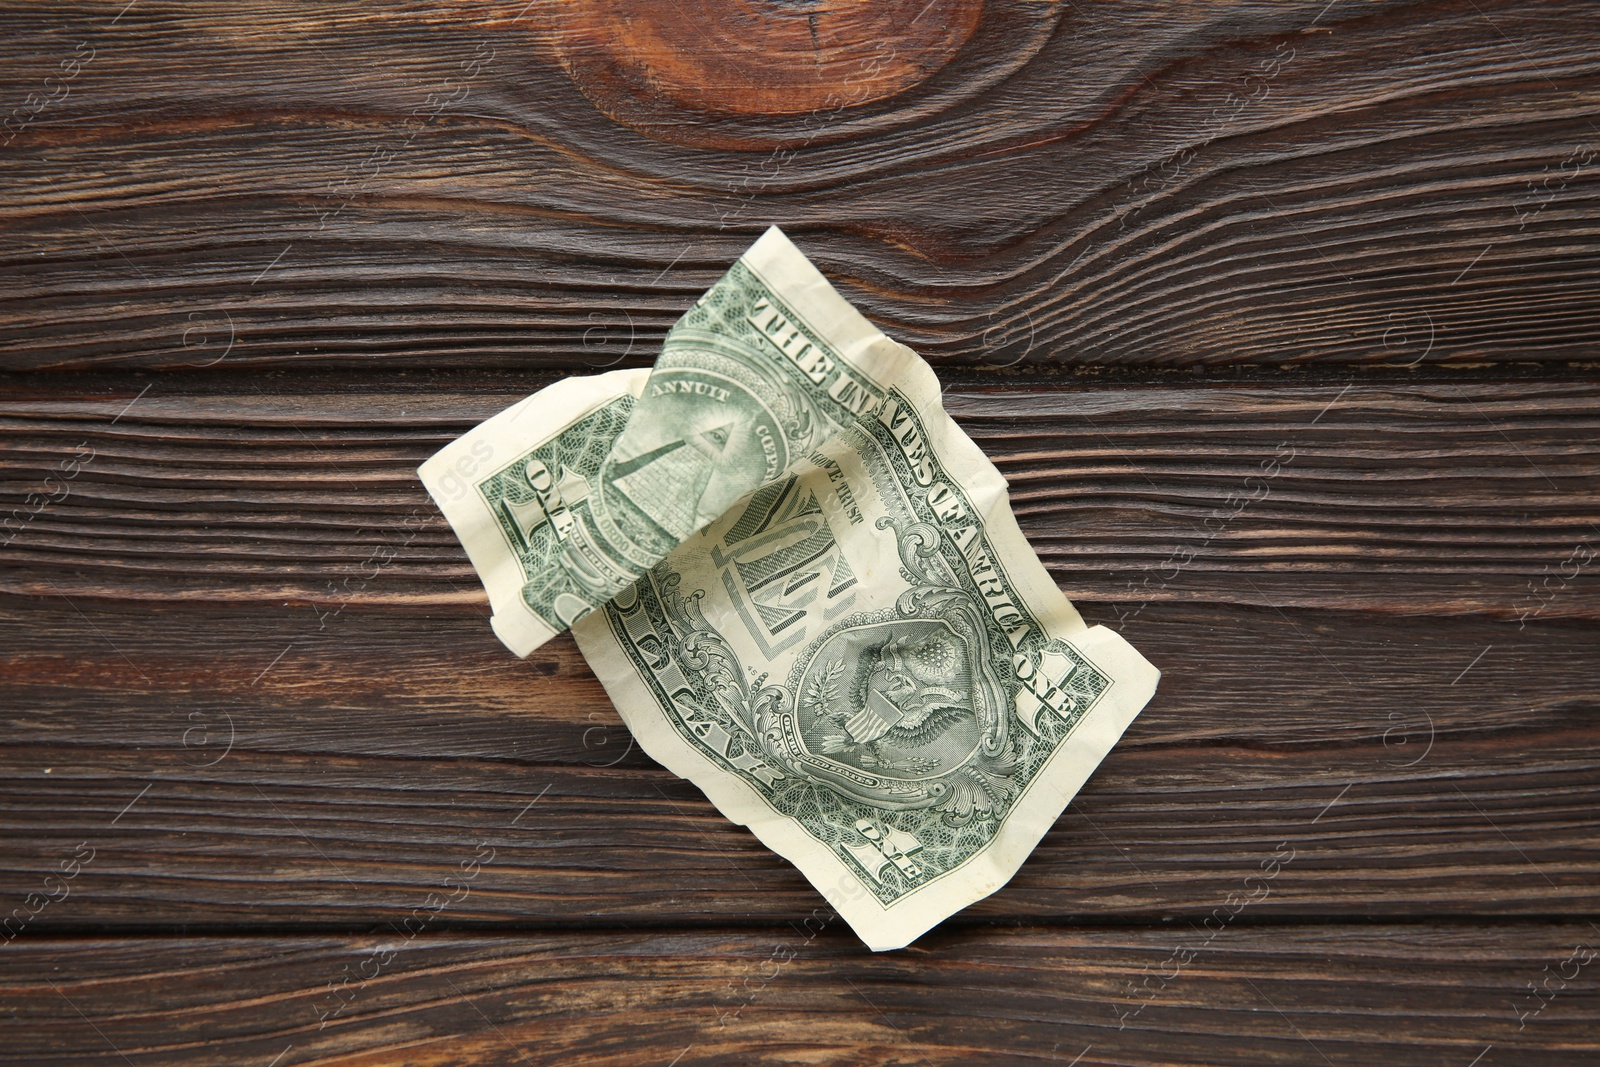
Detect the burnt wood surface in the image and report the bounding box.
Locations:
[3,1,1598,1065]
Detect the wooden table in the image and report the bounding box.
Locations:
[3,2,1597,1064]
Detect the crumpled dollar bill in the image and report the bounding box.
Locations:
[421,227,1158,949]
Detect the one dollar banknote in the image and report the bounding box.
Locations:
[420,227,1159,950]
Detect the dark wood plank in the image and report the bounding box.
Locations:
[3,376,1596,925]
[2,595,1594,927]
[1,1,1596,370]
[5,925,1597,1065]
[3,379,1597,617]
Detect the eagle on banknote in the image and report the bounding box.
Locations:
[800,622,979,779]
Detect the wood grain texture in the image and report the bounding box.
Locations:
[3,376,1596,928]
[1,1,1597,370]
[544,0,990,120]
[2,378,1597,616]
[6,926,1599,1066]
[2,595,1594,927]
[4,2,1600,1062]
